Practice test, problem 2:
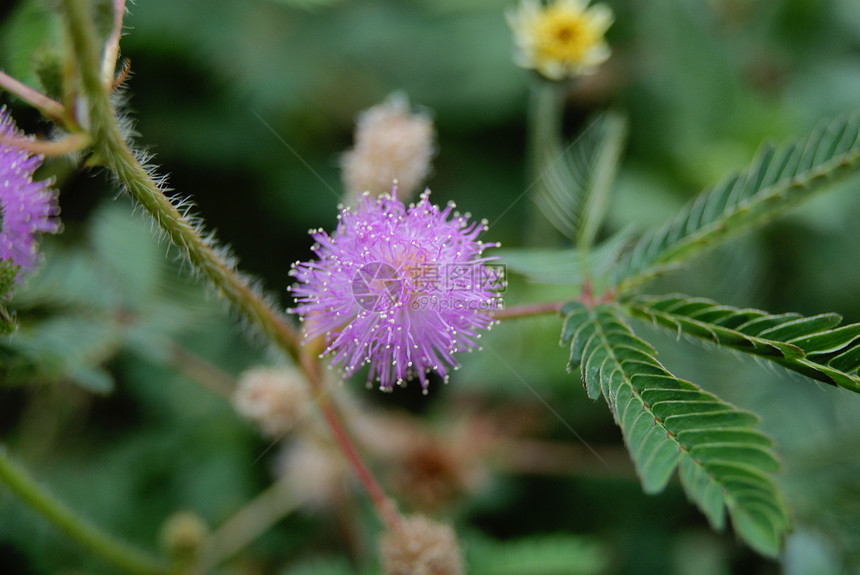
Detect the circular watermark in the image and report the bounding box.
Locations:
[351,262,402,311]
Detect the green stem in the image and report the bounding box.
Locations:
[61,0,301,362]
[528,79,566,166]
[61,0,399,538]
[192,480,299,574]
[0,446,167,575]
[524,78,567,246]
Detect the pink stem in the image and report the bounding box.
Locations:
[0,133,90,156]
[101,0,127,83]
[492,300,566,320]
[299,352,401,531]
[0,71,67,125]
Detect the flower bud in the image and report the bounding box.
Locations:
[160,511,209,564]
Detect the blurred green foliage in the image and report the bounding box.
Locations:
[2,0,860,573]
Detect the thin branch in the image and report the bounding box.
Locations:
[320,399,400,531]
[0,132,90,156]
[0,70,68,125]
[61,0,400,536]
[492,300,565,320]
[192,480,299,574]
[101,0,127,85]
[169,342,236,399]
[0,446,168,575]
[300,352,401,531]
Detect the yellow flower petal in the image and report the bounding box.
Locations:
[508,0,614,80]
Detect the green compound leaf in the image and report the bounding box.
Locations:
[6,315,121,393]
[2,202,215,392]
[534,111,627,247]
[612,113,860,292]
[562,302,790,557]
[623,294,860,394]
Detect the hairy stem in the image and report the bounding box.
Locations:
[0,446,167,575]
[62,0,301,362]
[62,0,398,536]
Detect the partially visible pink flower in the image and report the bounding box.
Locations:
[0,109,61,274]
[289,190,504,392]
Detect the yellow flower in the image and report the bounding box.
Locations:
[507,0,614,81]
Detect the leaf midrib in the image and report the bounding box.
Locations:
[617,143,860,292]
[590,308,772,531]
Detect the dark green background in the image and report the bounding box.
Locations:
[2,0,860,573]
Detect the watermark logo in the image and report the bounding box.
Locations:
[409,296,504,312]
[351,262,402,311]
[405,262,507,292]
[351,262,506,312]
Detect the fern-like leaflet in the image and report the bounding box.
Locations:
[613,114,860,291]
[534,111,627,247]
[623,294,860,393]
[562,302,790,556]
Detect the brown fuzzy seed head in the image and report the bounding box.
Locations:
[341,93,436,203]
[232,367,308,438]
[277,438,350,509]
[380,515,464,575]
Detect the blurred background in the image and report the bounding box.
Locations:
[2,0,860,573]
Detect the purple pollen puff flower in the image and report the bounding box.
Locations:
[289,190,504,392]
[0,109,61,274]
